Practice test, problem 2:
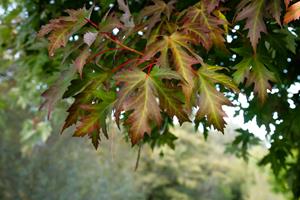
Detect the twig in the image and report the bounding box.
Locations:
[134,143,142,171]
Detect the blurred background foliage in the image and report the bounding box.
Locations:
[0,119,289,199]
[0,0,299,199]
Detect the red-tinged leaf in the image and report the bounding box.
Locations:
[139,39,168,66]
[115,69,162,144]
[267,0,282,25]
[138,0,175,36]
[61,86,93,133]
[203,0,224,13]
[38,7,92,56]
[114,69,147,124]
[284,1,300,24]
[73,108,102,149]
[182,23,212,50]
[73,91,116,149]
[168,32,200,105]
[74,113,100,137]
[99,14,124,32]
[196,83,230,131]
[236,0,267,52]
[117,0,135,28]
[139,32,202,107]
[150,67,190,124]
[40,67,76,119]
[196,65,234,131]
[183,2,227,50]
[233,55,276,102]
[285,0,291,8]
[73,47,90,78]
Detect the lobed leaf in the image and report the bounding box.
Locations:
[195,64,237,131]
[38,7,92,56]
[40,67,76,119]
[115,69,162,144]
[284,1,300,24]
[233,54,276,102]
[236,0,267,52]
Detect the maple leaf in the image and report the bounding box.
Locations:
[199,65,239,92]
[115,69,162,144]
[182,23,213,50]
[267,0,282,25]
[246,58,276,103]
[40,67,76,119]
[140,32,201,107]
[38,7,92,56]
[236,0,267,52]
[284,1,300,24]
[117,0,135,28]
[233,52,276,102]
[61,85,94,133]
[203,0,224,13]
[114,67,189,144]
[167,32,200,106]
[137,0,175,36]
[195,64,237,131]
[182,1,227,50]
[99,14,124,32]
[73,47,90,78]
[285,0,291,8]
[73,90,116,149]
[61,72,109,133]
[150,67,190,124]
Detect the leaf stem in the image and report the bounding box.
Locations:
[111,58,140,73]
[85,18,98,29]
[87,47,124,63]
[134,143,142,171]
[145,62,156,78]
[100,32,144,56]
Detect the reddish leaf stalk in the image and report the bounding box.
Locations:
[85,17,144,60]
[145,62,156,78]
[111,58,140,73]
[100,32,144,56]
[85,17,98,29]
[87,47,124,64]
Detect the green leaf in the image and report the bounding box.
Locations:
[73,89,116,149]
[62,72,109,133]
[150,67,190,124]
[233,53,276,102]
[195,64,235,131]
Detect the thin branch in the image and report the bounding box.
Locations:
[111,58,140,73]
[87,47,124,64]
[134,143,142,171]
[85,18,98,29]
[100,32,144,56]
